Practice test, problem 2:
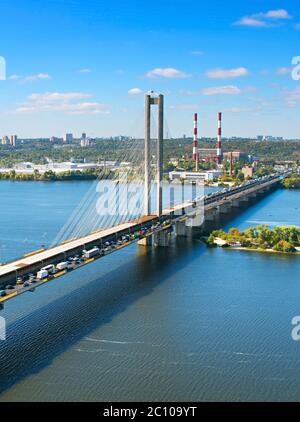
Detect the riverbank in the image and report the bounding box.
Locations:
[207,225,300,254]
[224,245,300,256]
[281,174,300,189]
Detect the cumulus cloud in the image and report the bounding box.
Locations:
[235,9,291,27]
[264,9,291,19]
[28,92,92,102]
[145,67,189,78]
[128,87,143,95]
[224,107,253,113]
[8,74,21,80]
[25,73,52,82]
[191,50,203,56]
[79,68,92,73]
[236,17,268,27]
[15,91,110,115]
[201,86,242,95]
[206,67,248,79]
[276,67,291,75]
[9,72,52,82]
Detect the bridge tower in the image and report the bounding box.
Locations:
[144,92,164,217]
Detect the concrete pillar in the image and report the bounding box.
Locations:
[218,203,231,214]
[144,93,164,217]
[138,236,152,246]
[144,94,151,216]
[157,94,164,216]
[231,199,240,207]
[154,230,169,247]
[176,220,188,236]
[205,209,217,221]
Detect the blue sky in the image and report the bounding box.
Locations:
[0,0,300,138]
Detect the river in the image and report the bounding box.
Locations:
[0,180,299,401]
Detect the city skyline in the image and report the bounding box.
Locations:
[0,0,300,138]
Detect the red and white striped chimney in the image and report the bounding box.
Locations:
[216,112,222,164]
[192,113,197,160]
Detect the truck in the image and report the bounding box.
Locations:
[36,269,48,280]
[41,264,56,274]
[83,247,100,259]
[56,262,68,271]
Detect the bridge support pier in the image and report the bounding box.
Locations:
[218,204,231,214]
[230,199,240,207]
[175,221,189,237]
[154,230,170,247]
[205,209,218,221]
[138,236,152,246]
[239,195,249,203]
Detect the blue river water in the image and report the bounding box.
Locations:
[0,180,299,402]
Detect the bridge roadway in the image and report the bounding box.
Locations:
[0,173,284,307]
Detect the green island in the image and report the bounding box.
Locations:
[207,225,300,254]
[282,174,300,189]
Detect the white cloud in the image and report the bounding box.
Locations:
[79,68,92,73]
[145,67,189,78]
[191,51,203,56]
[264,9,291,19]
[206,67,248,79]
[9,73,52,82]
[15,91,110,115]
[235,17,268,27]
[235,9,291,27]
[8,74,21,80]
[25,73,52,82]
[276,67,291,75]
[128,87,143,95]
[28,92,92,102]
[224,107,253,113]
[201,86,242,95]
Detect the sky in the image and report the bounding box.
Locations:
[0,0,300,138]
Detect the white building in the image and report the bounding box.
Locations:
[1,136,9,145]
[169,170,223,182]
[10,135,17,147]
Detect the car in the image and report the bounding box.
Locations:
[5,285,14,290]
[23,282,30,288]
[16,277,23,285]
[0,290,7,297]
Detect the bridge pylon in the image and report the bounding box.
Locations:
[144,92,164,217]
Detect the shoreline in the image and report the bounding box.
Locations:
[223,246,300,256]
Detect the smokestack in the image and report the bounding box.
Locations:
[216,112,222,164]
[193,113,199,171]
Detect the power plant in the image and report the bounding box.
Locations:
[192,112,223,165]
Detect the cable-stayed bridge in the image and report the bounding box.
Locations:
[0,93,288,308]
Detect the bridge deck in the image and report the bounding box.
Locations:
[0,216,156,278]
[0,173,284,294]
